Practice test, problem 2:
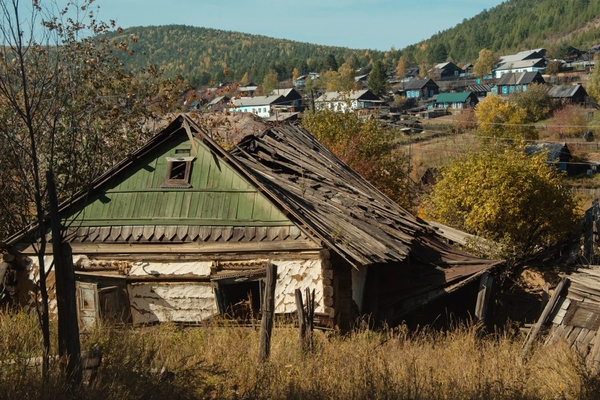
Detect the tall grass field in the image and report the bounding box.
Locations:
[0,311,598,399]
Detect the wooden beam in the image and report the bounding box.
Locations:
[475,272,493,324]
[522,277,568,358]
[25,240,321,256]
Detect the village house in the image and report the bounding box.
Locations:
[467,83,494,99]
[314,89,383,112]
[293,73,319,89]
[547,84,589,107]
[239,82,259,97]
[271,88,303,112]
[4,115,501,330]
[401,79,439,100]
[429,62,463,80]
[206,95,230,112]
[491,71,545,95]
[494,48,547,78]
[229,94,286,118]
[434,92,479,111]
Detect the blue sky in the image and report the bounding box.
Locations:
[95,0,505,50]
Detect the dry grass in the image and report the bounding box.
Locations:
[1,312,599,399]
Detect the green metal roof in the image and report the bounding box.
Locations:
[67,133,292,227]
[434,92,473,103]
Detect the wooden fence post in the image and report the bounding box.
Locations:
[258,263,277,362]
[295,289,306,349]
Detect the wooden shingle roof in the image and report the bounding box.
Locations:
[230,123,500,269]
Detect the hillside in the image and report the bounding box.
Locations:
[104,1,600,86]
[404,0,600,65]
[104,25,387,86]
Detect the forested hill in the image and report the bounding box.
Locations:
[106,0,600,86]
[404,0,600,65]
[104,25,385,86]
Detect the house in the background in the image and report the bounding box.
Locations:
[429,62,463,80]
[434,92,479,111]
[293,73,319,89]
[401,79,439,100]
[467,83,494,99]
[271,88,303,112]
[314,89,384,112]
[494,59,548,77]
[239,82,259,97]
[492,71,545,95]
[525,142,573,173]
[229,94,286,118]
[206,95,230,112]
[547,84,588,106]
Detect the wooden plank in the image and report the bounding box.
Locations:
[582,329,596,352]
[177,225,189,242]
[142,225,155,241]
[187,226,200,242]
[522,277,568,358]
[588,330,600,373]
[552,297,571,324]
[576,328,591,355]
[109,226,121,242]
[154,225,165,241]
[164,225,178,241]
[584,207,594,263]
[475,272,493,323]
[545,324,566,346]
[98,227,111,242]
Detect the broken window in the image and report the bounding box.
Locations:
[161,156,194,188]
[211,264,267,321]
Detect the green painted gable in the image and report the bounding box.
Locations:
[68,133,292,227]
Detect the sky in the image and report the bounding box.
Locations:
[95,0,506,51]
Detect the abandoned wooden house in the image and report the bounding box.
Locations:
[4,115,501,330]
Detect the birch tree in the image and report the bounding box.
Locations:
[0,0,162,383]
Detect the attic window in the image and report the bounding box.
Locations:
[161,156,194,188]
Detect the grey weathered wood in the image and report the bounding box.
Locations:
[295,289,307,350]
[588,329,600,373]
[594,199,600,246]
[258,263,277,362]
[475,272,493,323]
[522,277,568,358]
[584,207,594,263]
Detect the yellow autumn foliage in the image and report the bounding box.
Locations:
[420,147,580,257]
[475,95,538,143]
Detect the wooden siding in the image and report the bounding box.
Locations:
[68,134,290,227]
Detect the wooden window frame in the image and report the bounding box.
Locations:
[161,156,194,188]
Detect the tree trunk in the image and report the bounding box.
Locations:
[47,170,81,385]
